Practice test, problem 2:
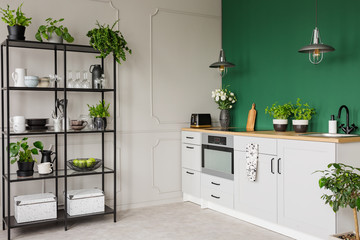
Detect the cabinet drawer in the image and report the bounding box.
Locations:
[202,186,234,209]
[201,173,234,194]
[182,144,201,171]
[182,131,202,145]
[234,136,277,155]
[182,168,200,198]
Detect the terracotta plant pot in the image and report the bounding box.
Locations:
[273,119,288,132]
[293,120,309,133]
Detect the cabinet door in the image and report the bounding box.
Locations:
[234,151,277,223]
[277,139,336,239]
[182,168,201,198]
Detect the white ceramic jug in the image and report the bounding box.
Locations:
[12,68,26,87]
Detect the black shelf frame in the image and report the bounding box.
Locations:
[3,205,114,229]
[1,39,117,240]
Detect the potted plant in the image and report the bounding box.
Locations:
[86,20,132,64]
[0,3,32,40]
[35,18,74,43]
[87,100,110,129]
[291,98,316,133]
[8,137,43,177]
[211,88,237,129]
[265,102,293,132]
[316,163,360,240]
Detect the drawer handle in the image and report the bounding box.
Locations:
[186,146,194,149]
[211,182,220,186]
[211,194,220,199]
[186,171,194,175]
[186,136,194,139]
[271,158,274,174]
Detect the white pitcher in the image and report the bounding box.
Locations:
[12,68,26,87]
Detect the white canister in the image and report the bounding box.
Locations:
[53,118,62,132]
[12,68,27,87]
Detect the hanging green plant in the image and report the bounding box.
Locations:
[86,20,132,64]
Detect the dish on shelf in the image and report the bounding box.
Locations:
[26,118,48,126]
[67,158,102,172]
[26,126,48,131]
[70,125,86,131]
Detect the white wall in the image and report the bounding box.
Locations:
[0,0,221,215]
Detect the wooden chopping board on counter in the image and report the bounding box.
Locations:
[246,103,257,131]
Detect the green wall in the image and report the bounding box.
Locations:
[222,0,360,133]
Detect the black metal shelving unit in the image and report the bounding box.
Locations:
[1,39,117,240]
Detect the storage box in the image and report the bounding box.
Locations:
[66,188,105,216]
[14,193,57,223]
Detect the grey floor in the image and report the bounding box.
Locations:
[1,202,293,240]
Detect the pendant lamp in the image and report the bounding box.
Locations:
[209,49,235,77]
[298,0,335,64]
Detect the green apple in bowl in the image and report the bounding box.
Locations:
[78,159,86,168]
[72,159,79,167]
[86,159,94,167]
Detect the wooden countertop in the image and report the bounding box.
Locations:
[181,128,360,143]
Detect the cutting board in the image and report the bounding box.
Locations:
[246,103,257,131]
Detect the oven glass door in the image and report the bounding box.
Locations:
[202,145,234,180]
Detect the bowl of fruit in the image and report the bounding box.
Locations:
[67,158,102,172]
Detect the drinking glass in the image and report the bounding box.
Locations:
[74,71,81,88]
[81,71,91,88]
[67,70,74,88]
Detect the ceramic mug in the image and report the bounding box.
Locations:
[38,162,53,174]
[12,68,26,87]
[10,116,25,125]
[13,123,26,133]
[10,116,26,132]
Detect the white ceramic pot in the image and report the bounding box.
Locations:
[48,34,63,43]
[292,120,309,133]
[273,119,288,132]
[273,119,288,125]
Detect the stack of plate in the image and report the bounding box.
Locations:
[26,118,49,131]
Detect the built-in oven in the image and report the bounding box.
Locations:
[202,133,234,180]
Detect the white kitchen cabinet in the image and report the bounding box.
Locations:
[181,131,202,204]
[234,151,277,223]
[277,139,336,238]
[182,168,201,199]
[201,173,234,209]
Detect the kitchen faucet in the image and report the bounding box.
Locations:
[337,105,358,134]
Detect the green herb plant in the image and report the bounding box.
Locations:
[315,163,360,240]
[292,98,316,120]
[86,20,132,64]
[8,137,43,164]
[35,18,74,43]
[265,102,293,119]
[0,3,32,27]
[87,100,110,118]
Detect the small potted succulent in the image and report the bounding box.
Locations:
[35,18,74,43]
[0,3,32,40]
[291,98,316,133]
[87,100,110,129]
[87,20,132,64]
[265,102,293,132]
[316,163,360,240]
[211,88,237,129]
[8,137,43,177]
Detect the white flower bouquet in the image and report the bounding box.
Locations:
[211,88,237,110]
